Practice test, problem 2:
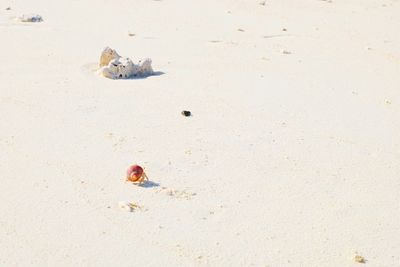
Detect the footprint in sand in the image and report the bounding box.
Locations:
[154,187,196,200]
[118,201,147,212]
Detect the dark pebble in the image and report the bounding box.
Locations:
[181,110,191,117]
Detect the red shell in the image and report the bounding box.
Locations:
[126,164,144,182]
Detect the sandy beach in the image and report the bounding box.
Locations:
[1,0,400,266]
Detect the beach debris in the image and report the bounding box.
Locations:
[126,164,149,184]
[102,57,136,79]
[5,7,11,10]
[118,201,140,212]
[259,1,266,6]
[99,47,121,67]
[281,49,291,55]
[98,47,154,79]
[18,14,43,22]
[181,110,191,117]
[282,28,287,31]
[128,32,135,37]
[354,254,366,264]
[237,28,245,32]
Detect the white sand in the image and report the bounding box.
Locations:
[1,0,400,266]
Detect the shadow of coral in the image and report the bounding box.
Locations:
[125,71,165,80]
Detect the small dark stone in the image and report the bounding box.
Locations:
[181,110,191,117]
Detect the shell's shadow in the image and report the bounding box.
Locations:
[138,180,160,188]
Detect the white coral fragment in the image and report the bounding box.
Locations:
[101,57,136,79]
[137,58,153,76]
[98,47,154,79]
[99,47,121,67]
[18,14,43,22]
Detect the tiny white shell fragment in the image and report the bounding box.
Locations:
[18,14,43,22]
[354,254,366,263]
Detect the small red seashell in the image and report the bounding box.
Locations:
[126,164,144,182]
